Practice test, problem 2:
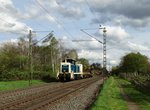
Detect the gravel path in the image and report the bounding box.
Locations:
[120,87,139,110]
[116,79,139,110]
[47,79,103,110]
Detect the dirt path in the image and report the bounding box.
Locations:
[119,86,139,110]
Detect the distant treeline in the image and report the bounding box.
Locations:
[111,52,150,90]
[0,36,102,81]
[0,37,61,81]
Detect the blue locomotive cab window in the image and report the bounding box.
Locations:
[71,64,75,72]
[62,65,69,72]
[77,66,80,72]
[76,65,80,72]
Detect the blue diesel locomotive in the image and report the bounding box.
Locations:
[57,58,83,81]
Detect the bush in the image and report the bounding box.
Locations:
[33,71,57,82]
[0,68,57,81]
[0,69,29,81]
[32,71,49,79]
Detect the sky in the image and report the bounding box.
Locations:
[0,0,150,69]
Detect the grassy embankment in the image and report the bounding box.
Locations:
[117,78,150,110]
[0,80,47,91]
[91,77,128,110]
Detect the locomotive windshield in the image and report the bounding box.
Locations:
[62,65,69,72]
[62,59,76,65]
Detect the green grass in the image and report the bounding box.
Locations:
[117,78,150,110]
[0,80,47,91]
[91,77,128,110]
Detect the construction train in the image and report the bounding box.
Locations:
[57,58,92,81]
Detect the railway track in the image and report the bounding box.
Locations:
[0,77,101,110]
[0,82,63,107]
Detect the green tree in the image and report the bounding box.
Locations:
[78,58,90,71]
[0,36,61,81]
[32,37,60,78]
[119,52,150,76]
[111,66,120,76]
[90,63,102,75]
[0,42,28,80]
[63,49,78,60]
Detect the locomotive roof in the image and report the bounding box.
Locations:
[62,58,76,62]
[62,58,76,64]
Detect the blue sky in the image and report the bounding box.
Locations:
[0,0,150,68]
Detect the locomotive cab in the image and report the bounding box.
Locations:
[58,58,83,81]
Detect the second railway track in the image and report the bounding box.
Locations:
[0,76,102,110]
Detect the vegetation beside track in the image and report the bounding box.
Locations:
[91,77,128,110]
[116,78,150,110]
[0,80,46,91]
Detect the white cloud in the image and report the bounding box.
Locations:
[34,0,85,20]
[99,26,130,42]
[76,38,102,49]
[127,41,150,51]
[45,14,56,22]
[0,38,19,48]
[59,36,79,49]
[78,49,102,60]
[57,6,85,19]
[113,15,150,28]
[0,0,31,34]
[23,5,41,19]
[59,0,84,4]
[55,0,85,20]
[110,60,118,65]
[89,0,150,28]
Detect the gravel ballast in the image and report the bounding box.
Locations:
[48,79,103,110]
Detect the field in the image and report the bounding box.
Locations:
[91,77,128,110]
[0,80,46,91]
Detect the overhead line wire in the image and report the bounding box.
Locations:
[34,0,86,51]
[34,0,62,25]
[84,0,100,22]
[0,18,28,35]
[0,18,14,25]
[81,29,103,44]
[34,0,94,51]
[34,0,76,39]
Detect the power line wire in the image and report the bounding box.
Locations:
[80,28,99,30]
[84,0,100,23]
[32,30,53,32]
[2,30,26,35]
[34,0,96,50]
[0,18,14,25]
[34,0,76,39]
[0,17,30,35]
[81,29,103,44]
[34,0,62,25]
[72,39,97,42]
[34,0,84,53]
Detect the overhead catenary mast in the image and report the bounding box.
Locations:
[28,30,33,86]
[102,27,107,70]
[28,30,54,86]
[73,26,107,73]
